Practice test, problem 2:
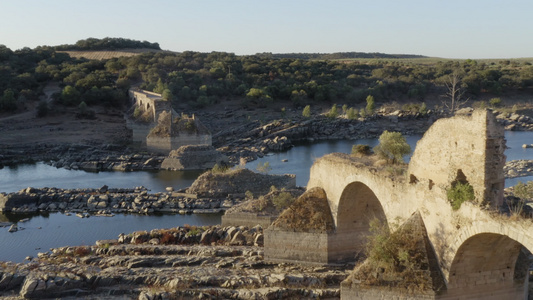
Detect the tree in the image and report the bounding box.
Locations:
[0,89,17,111]
[442,71,467,113]
[302,105,311,118]
[36,100,49,117]
[373,131,411,164]
[326,104,338,119]
[162,89,173,101]
[60,85,81,106]
[346,107,358,120]
[366,95,375,115]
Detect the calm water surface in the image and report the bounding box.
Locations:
[0,212,221,262]
[1,131,533,262]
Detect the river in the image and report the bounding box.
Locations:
[1,131,533,262]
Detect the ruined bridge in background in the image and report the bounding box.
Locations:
[265,109,533,299]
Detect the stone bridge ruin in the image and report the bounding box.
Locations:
[126,89,212,154]
[265,109,533,299]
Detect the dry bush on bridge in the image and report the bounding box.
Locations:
[346,213,445,293]
[271,187,335,233]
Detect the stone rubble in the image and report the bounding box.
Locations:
[0,225,349,299]
[0,186,237,215]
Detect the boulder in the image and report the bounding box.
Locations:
[161,145,229,170]
[0,193,39,212]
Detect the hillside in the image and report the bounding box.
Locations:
[57,48,169,60]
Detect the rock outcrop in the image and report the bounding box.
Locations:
[161,145,229,170]
[187,168,296,198]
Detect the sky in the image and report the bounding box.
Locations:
[1,0,532,59]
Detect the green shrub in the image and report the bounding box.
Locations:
[447,182,474,210]
[245,190,254,199]
[352,144,371,156]
[366,95,375,115]
[513,181,533,200]
[133,107,142,119]
[256,162,272,174]
[472,100,487,109]
[36,100,49,117]
[365,219,418,278]
[489,97,502,108]
[272,192,296,210]
[302,105,311,118]
[509,181,533,216]
[346,107,358,120]
[357,217,436,290]
[402,103,420,112]
[211,163,230,174]
[419,102,428,115]
[326,104,338,119]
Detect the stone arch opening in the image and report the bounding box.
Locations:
[446,233,530,299]
[331,182,387,261]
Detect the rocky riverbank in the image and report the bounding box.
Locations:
[505,160,533,179]
[0,185,233,217]
[0,167,297,219]
[0,225,349,299]
[2,108,531,169]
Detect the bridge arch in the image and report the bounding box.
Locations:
[337,181,387,233]
[445,232,530,299]
[328,181,388,261]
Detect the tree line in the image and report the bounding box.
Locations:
[1,39,533,114]
[54,37,161,51]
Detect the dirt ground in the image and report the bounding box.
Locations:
[0,84,131,148]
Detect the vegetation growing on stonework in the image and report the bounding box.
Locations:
[446,182,474,210]
[364,219,419,282]
[348,215,443,292]
[271,187,335,233]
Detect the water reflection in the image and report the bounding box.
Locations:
[0,212,222,262]
[0,163,206,194]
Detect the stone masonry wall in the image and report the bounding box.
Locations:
[146,134,212,154]
[221,212,277,228]
[264,229,329,265]
[129,89,162,121]
[407,109,505,207]
[340,285,438,300]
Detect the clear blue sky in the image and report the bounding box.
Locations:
[1,0,532,59]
